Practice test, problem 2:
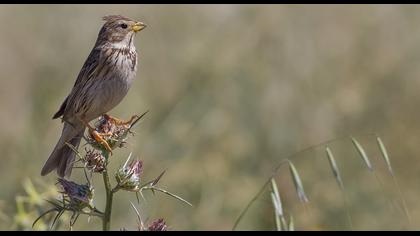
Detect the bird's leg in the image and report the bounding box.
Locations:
[78,117,113,155]
[103,114,139,127]
[91,131,113,155]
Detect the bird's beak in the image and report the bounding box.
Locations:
[132,22,146,33]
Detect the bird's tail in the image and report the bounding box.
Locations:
[41,122,84,178]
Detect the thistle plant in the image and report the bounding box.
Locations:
[33,111,192,231]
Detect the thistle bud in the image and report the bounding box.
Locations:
[148,219,167,231]
[57,179,93,210]
[115,154,143,192]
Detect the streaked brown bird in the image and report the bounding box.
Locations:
[41,15,146,178]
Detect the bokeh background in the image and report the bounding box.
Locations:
[1,4,420,230]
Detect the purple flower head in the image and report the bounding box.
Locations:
[57,178,93,209]
[129,159,143,177]
[115,154,143,191]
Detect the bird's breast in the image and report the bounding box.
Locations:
[90,49,138,117]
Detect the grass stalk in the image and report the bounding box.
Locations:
[376,135,411,226]
[325,147,353,230]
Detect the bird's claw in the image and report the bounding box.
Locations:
[79,117,113,154]
[90,130,113,155]
[103,114,139,127]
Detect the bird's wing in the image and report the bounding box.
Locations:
[58,47,102,121]
[73,47,102,88]
[52,96,68,119]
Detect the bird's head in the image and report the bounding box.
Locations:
[96,15,146,48]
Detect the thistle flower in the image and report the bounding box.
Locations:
[147,219,167,231]
[57,179,94,210]
[84,148,106,173]
[115,155,143,192]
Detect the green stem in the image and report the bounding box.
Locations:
[102,169,113,231]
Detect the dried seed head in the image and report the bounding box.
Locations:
[351,137,373,171]
[84,148,106,173]
[288,160,309,203]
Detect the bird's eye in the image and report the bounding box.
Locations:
[120,23,128,29]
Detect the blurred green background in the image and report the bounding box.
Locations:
[1,4,420,230]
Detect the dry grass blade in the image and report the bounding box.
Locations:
[287,160,309,203]
[325,147,344,190]
[376,136,394,176]
[350,137,373,171]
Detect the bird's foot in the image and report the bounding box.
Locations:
[103,114,139,127]
[90,130,113,155]
[79,117,113,155]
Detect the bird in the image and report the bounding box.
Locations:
[41,15,146,178]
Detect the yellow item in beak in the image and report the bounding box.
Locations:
[132,22,146,32]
